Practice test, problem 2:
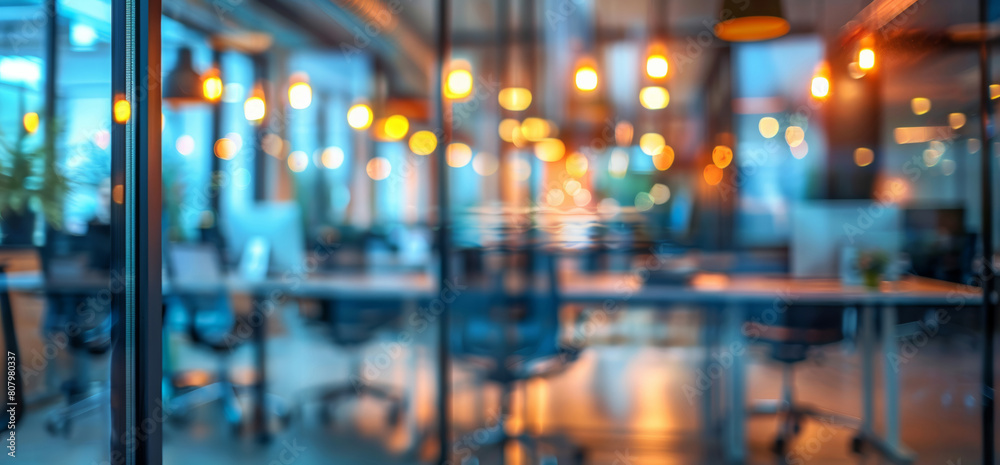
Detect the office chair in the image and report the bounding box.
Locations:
[451,249,584,464]
[37,230,115,437]
[745,304,858,454]
[164,243,289,434]
[305,298,407,428]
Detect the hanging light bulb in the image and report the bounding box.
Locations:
[202,69,223,102]
[646,54,669,79]
[574,62,598,92]
[347,103,373,130]
[444,60,473,100]
[244,83,266,122]
[288,73,312,110]
[858,35,876,70]
[811,62,830,99]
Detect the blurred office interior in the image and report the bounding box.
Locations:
[0,0,999,463]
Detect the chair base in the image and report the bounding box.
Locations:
[45,386,109,437]
[749,399,860,455]
[851,431,916,464]
[309,381,406,429]
[167,378,292,438]
[451,427,586,465]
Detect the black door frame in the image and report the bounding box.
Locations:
[110,0,161,464]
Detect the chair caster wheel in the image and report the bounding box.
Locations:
[851,436,864,454]
[772,437,787,455]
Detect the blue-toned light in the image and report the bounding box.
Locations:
[70,23,98,48]
[0,56,41,86]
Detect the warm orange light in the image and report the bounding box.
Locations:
[646,54,668,79]
[639,86,669,110]
[288,81,312,109]
[112,184,124,204]
[639,133,665,156]
[499,119,520,142]
[347,103,373,129]
[113,97,131,124]
[653,146,675,171]
[615,121,634,146]
[854,147,874,167]
[214,138,237,160]
[444,66,473,100]
[534,138,565,162]
[758,117,779,138]
[858,48,875,70]
[949,113,966,130]
[22,112,39,133]
[574,66,598,92]
[384,115,410,140]
[446,143,472,168]
[785,126,805,147]
[244,97,265,122]
[498,87,532,111]
[409,130,438,155]
[911,98,931,115]
[712,145,733,168]
[203,74,223,102]
[703,164,724,185]
[811,76,829,98]
[714,16,790,42]
[520,117,550,141]
[565,152,589,178]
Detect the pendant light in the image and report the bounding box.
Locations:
[713,0,790,42]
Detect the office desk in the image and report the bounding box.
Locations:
[563,272,982,463]
[1,269,981,458]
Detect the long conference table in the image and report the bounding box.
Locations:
[0,269,983,462]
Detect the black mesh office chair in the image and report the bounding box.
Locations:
[39,229,115,437]
[746,304,858,454]
[306,298,407,428]
[451,250,583,464]
[165,243,289,434]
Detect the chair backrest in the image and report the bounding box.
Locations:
[451,250,562,366]
[322,299,403,347]
[746,304,846,363]
[166,243,234,347]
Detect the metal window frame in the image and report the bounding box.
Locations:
[110,0,162,464]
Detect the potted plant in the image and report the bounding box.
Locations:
[858,249,889,290]
[0,120,69,244]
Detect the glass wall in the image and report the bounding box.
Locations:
[0,0,114,462]
[2,0,997,463]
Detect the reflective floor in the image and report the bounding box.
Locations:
[15,299,983,465]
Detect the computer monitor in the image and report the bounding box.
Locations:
[790,200,902,278]
[221,202,305,276]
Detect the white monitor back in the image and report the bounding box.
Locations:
[222,202,305,276]
[790,201,902,278]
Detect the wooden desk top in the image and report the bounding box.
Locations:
[0,270,983,307]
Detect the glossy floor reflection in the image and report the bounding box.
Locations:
[17,302,984,464]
